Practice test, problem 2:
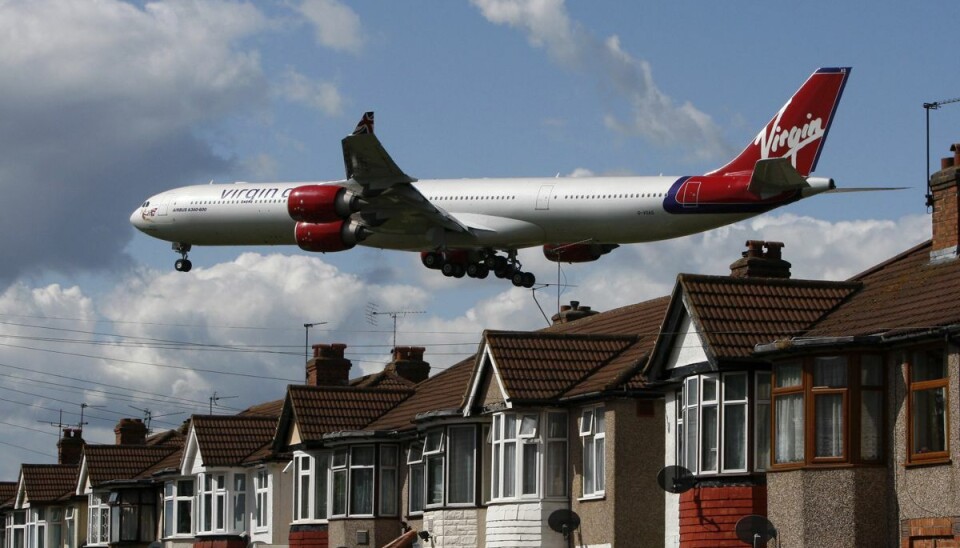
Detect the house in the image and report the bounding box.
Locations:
[76,419,182,548]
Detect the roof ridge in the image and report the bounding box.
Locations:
[679,272,861,288]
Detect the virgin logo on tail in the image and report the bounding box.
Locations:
[710,67,850,177]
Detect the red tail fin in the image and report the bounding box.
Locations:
[710,67,850,177]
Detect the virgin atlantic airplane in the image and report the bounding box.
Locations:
[132,67,852,287]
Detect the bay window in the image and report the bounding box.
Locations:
[163,479,194,537]
[908,348,947,463]
[679,373,758,474]
[349,446,375,516]
[110,489,156,543]
[580,407,605,497]
[771,354,885,467]
[10,511,26,548]
[320,444,397,518]
[407,443,424,514]
[408,426,477,510]
[491,412,563,502]
[197,473,226,533]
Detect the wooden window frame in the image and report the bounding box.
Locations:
[906,347,950,465]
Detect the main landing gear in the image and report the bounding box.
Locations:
[173,242,192,272]
[421,249,536,288]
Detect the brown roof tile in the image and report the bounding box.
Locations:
[20,464,78,503]
[808,241,960,338]
[192,415,279,467]
[288,386,413,442]
[483,331,641,402]
[366,359,476,432]
[351,371,417,389]
[239,399,284,418]
[0,482,17,508]
[679,274,859,359]
[83,446,178,486]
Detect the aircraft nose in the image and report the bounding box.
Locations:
[130,207,145,230]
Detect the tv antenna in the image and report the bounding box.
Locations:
[208,392,237,414]
[77,402,105,433]
[303,321,328,372]
[129,406,184,433]
[365,303,424,349]
[40,410,67,440]
[924,96,960,208]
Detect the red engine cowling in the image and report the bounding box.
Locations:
[288,185,361,224]
[295,220,367,252]
[543,243,619,263]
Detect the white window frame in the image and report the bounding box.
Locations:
[196,472,228,535]
[721,372,749,474]
[348,446,376,517]
[330,449,348,518]
[65,508,76,548]
[10,510,27,548]
[163,478,194,538]
[700,374,720,474]
[446,425,477,506]
[407,442,425,515]
[580,406,605,498]
[87,493,109,546]
[679,373,760,476]
[293,454,312,523]
[231,473,247,534]
[254,469,270,531]
[544,412,568,499]
[423,429,445,509]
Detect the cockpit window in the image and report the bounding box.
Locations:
[142,201,150,207]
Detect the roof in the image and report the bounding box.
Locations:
[366,359,477,431]
[481,330,642,402]
[807,241,960,339]
[192,415,280,467]
[0,482,17,509]
[677,274,860,360]
[350,370,417,389]
[285,386,413,442]
[239,398,284,418]
[83,445,179,486]
[20,464,78,504]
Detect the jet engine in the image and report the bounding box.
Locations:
[295,220,367,252]
[288,185,362,224]
[543,243,619,263]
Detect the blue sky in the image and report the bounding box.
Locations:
[0,0,958,478]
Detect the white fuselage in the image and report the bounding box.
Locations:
[130,176,754,252]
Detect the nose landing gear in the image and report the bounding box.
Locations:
[173,242,192,272]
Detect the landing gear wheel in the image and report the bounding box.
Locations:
[172,242,193,273]
[467,263,490,279]
[511,271,525,287]
[175,259,192,272]
[422,252,443,269]
[521,272,535,288]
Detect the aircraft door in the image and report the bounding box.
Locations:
[536,185,554,210]
[156,195,177,222]
[679,180,700,208]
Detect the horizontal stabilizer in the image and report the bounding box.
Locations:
[824,187,908,193]
[747,158,808,196]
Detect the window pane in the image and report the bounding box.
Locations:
[381,446,398,468]
[595,437,605,492]
[702,376,718,402]
[522,444,538,495]
[519,414,538,437]
[547,413,567,439]
[684,404,698,474]
[164,500,173,537]
[775,362,802,387]
[755,402,770,471]
[685,376,699,406]
[861,355,883,386]
[314,454,328,520]
[912,386,947,454]
[814,356,847,387]
[579,410,593,435]
[380,468,397,515]
[861,391,883,461]
[333,449,348,468]
[724,374,747,401]
[448,427,475,504]
[583,438,594,494]
[426,456,443,506]
[756,373,771,401]
[815,393,844,458]
[352,446,375,466]
[503,442,516,497]
[332,471,347,516]
[913,350,946,382]
[723,403,746,471]
[775,393,804,463]
[424,430,443,453]
[546,441,566,497]
[595,409,605,435]
[407,443,423,464]
[350,469,373,515]
[409,465,424,513]
[701,406,718,472]
[176,500,191,534]
[504,415,517,439]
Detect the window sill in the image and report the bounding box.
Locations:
[577,494,606,502]
[905,458,952,469]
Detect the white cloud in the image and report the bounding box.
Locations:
[471,0,730,161]
[277,69,344,116]
[296,0,364,54]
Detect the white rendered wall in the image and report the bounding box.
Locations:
[423,508,479,547]
[664,391,681,548]
[485,501,567,548]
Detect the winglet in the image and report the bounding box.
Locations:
[352,112,375,135]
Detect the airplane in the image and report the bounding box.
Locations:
[132,67,851,288]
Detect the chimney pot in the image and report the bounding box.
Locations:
[952,143,960,166]
[551,301,600,324]
[115,418,147,446]
[58,428,84,465]
[307,343,352,386]
[730,241,791,279]
[942,157,955,170]
[386,346,430,383]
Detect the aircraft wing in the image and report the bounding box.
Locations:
[341,112,472,235]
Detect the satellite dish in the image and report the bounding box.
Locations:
[656,465,696,494]
[547,508,581,539]
[735,514,778,547]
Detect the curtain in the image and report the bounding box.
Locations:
[723,403,746,470]
[701,405,718,472]
[350,468,373,515]
[814,356,847,387]
[775,394,803,463]
[815,394,843,457]
[448,427,475,503]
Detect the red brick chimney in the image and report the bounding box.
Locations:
[550,301,600,325]
[385,346,431,384]
[115,418,147,445]
[930,144,960,263]
[729,240,791,279]
[306,343,352,386]
[57,428,84,465]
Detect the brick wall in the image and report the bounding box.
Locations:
[679,485,767,547]
[901,517,960,548]
[289,524,329,548]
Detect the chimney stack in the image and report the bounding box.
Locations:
[385,346,431,384]
[930,143,960,263]
[729,240,792,279]
[551,301,600,325]
[115,418,147,445]
[306,343,352,386]
[58,428,84,465]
